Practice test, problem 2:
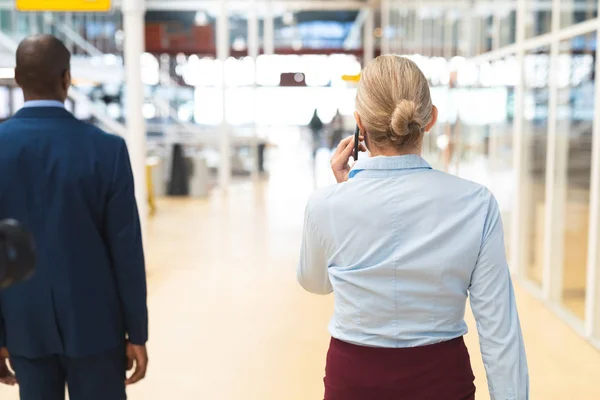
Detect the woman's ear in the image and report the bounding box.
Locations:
[354,112,365,133]
[425,106,438,133]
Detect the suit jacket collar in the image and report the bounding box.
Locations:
[12,107,76,120]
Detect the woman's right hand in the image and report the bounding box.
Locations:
[330,135,366,183]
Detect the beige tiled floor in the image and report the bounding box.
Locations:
[2,141,600,399]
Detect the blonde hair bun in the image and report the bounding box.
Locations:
[390,99,424,138]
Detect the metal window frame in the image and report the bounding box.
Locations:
[586,1,600,342]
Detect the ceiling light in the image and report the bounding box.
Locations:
[195,11,208,26]
[232,37,247,52]
[283,12,295,25]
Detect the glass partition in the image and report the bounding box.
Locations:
[500,10,517,47]
[561,0,598,29]
[523,46,551,286]
[525,0,553,38]
[557,32,596,319]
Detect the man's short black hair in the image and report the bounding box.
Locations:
[15,35,71,96]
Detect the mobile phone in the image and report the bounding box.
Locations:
[354,125,360,161]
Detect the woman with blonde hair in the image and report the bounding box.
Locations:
[298,56,529,400]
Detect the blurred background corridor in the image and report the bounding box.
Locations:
[1,0,600,398]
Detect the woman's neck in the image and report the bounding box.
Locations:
[365,136,422,157]
[368,147,421,157]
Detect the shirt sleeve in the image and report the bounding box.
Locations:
[469,193,529,400]
[104,137,149,345]
[297,198,333,295]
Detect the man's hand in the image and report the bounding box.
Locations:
[125,342,148,386]
[0,348,16,386]
[331,134,366,183]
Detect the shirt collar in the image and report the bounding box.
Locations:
[22,100,65,109]
[349,154,432,179]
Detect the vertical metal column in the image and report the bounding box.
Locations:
[510,0,528,275]
[42,12,51,34]
[460,11,473,57]
[217,0,231,191]
[444,13,454,59]
[492,12,502,51]
[474,15,482,55]
[390,2,395,54]
[264,1,275,56]
[406,7,414,54]
[28,13,38,35]
[10,8,17,35]
[248,0,260,180]
[414,11,423,55]
[122,0,148,228]
[381,0,391,55]
[584,0,600,340]
[64,13,75,53]
[364,7,375,65]
[399,9,407,54]
[542,0,565,302]
[433,12,443,57]
[393,2,399,53]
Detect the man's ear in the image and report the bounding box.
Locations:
[13,68,20,87]
[63,70,72,93]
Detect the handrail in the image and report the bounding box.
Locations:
[51,19,105,58]
[0,31,17,53]
[68,89,128,136]
[343,8,369,50]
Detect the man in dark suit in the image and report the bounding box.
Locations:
[0,35,148,399]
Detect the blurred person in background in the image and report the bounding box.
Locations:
[298,56,528,400]
[0,35,148,400]
[329,109,345,151]
[308,108,324,158]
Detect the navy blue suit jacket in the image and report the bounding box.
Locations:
[0,106,148,358]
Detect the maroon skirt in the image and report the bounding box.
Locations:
[324,336,476,400]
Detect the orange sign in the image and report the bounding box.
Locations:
[16,0,111,12]
[342,74,361,83]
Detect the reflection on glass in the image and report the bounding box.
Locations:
[500,10,517,47]
[523,46,550,286]
[561,0,598,29]
[450,58,515,248]
[390,6,399,54]
[525,0,552,38]
[0,11,14,34]
[486,58,516,249]
[483,16,493,53]
[557,32,595,319]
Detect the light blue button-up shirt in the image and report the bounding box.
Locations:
[298,154,529,400]
[22,100,65,109]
